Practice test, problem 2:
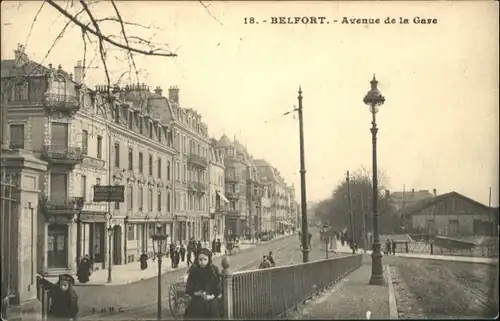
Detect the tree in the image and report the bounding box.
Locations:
[316,167,399,243]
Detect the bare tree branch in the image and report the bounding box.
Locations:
[95,17,161,30]
[25,2,45,49]
[45,0,178,57]
[79,0,111,98]
[199,1,224,26]
[110,0,139,85]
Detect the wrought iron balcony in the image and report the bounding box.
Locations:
[41,196,84,217]
[187,153,208,168]
[41,145,83,166]
[44,94,80,115]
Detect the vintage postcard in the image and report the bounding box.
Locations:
[1,1,498,320]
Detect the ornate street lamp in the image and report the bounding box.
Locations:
[363,74,386,286]
[106,225,114,283]
[151,222,168,321]
[74,197,85,268]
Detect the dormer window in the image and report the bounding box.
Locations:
[12,82,28,101]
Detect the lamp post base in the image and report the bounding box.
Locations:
[369,243,385,286]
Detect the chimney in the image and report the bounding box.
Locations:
[154,86,163,96]
[14,43,29,67]
[433,189,437,197]
[411,188,415,198]
[74,60,83,84]
[168,86,179,104]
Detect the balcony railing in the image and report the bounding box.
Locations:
[82,155,106,168]
[41,196,84,216]
[187,153,208,167]
[41,145,83,165]
[44,94,80,115]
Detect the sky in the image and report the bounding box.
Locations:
[1,1,498,206]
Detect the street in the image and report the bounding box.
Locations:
[79,229,331,320]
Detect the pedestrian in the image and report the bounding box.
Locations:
[216,238,221,253]
[169,243,175,260]
[259,256,271,269]
[184,248,222,319]
[211,238,216,254]
[76,255,91,283]
[172,246,180,268]
[180,243,186,262]
[392,239,397,255]
[139,252,148,270]
[385,240,391,255]
[197,240,202,255]
[37,274,79,321]
[267,251,276,267]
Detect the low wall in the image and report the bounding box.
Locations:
[221,254,363,319]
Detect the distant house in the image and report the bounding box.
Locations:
[389,189,435,211]
[398,191,497,237]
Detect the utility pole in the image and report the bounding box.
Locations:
[297,87,310,263]
[346,170,355,253]
[361,189,367,253]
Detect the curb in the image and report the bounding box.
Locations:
[385,265,398,320]
[73,234,297,287]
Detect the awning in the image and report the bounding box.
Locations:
[217,191,229,203]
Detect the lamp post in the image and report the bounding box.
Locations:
[363,74,386,286]
[151,223,168,321]
[106,225,114,283]
[75,197,85,267]
[297,86,310,263]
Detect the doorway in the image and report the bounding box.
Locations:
[47,224,69,268]
[113,225,122,265]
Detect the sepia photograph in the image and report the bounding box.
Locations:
[0,1,498,320]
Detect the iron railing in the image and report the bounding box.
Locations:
[392,241,499,258]
[187,153,208,167]
[0,168,18,319]
[41,145,83,163]
[44,93,79,109]
[222,254,362,319]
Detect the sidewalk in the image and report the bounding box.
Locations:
[291,259,393,320]
[45,234,294,286]
[335,241,498,264]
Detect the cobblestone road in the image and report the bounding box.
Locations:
[79,229,329,320]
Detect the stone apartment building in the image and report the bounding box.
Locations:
[208,139,228,241]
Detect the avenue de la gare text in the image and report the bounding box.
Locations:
[252,16,439,25]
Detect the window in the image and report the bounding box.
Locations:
[114,143,120,168]
[13,82,28,101]
[139,119,143,134]
[128,148,133,170]
[158,127,162,142]
[148,189,153,211]
[97,135,103,159]
[127,225,135,241]
[82,130,88,155]
[115,201,120,210]
[9,124,24,149]
[149,155,153,176]
[167,192,171,212]
[149,123,153,139]
[139,153,143,174]
[167,161,171,180]
[176,162,180,181]
[128,111,133,129]
[158,158,162,178]
[81,175,87,201]
[139,186,144,210]
[157,191,162,211]
[127,186,133,210]
[183,164,187,182]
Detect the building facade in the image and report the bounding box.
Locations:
[208,139,228,241]
[390,188,435,211]
[399,191,497,237]
[1,47,182,275]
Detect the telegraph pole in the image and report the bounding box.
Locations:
[346,171,355,253]
[297,87,310,263]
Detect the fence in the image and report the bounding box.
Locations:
[1,167,17,317]
[222,254,362,320]
[392,241,499,258]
